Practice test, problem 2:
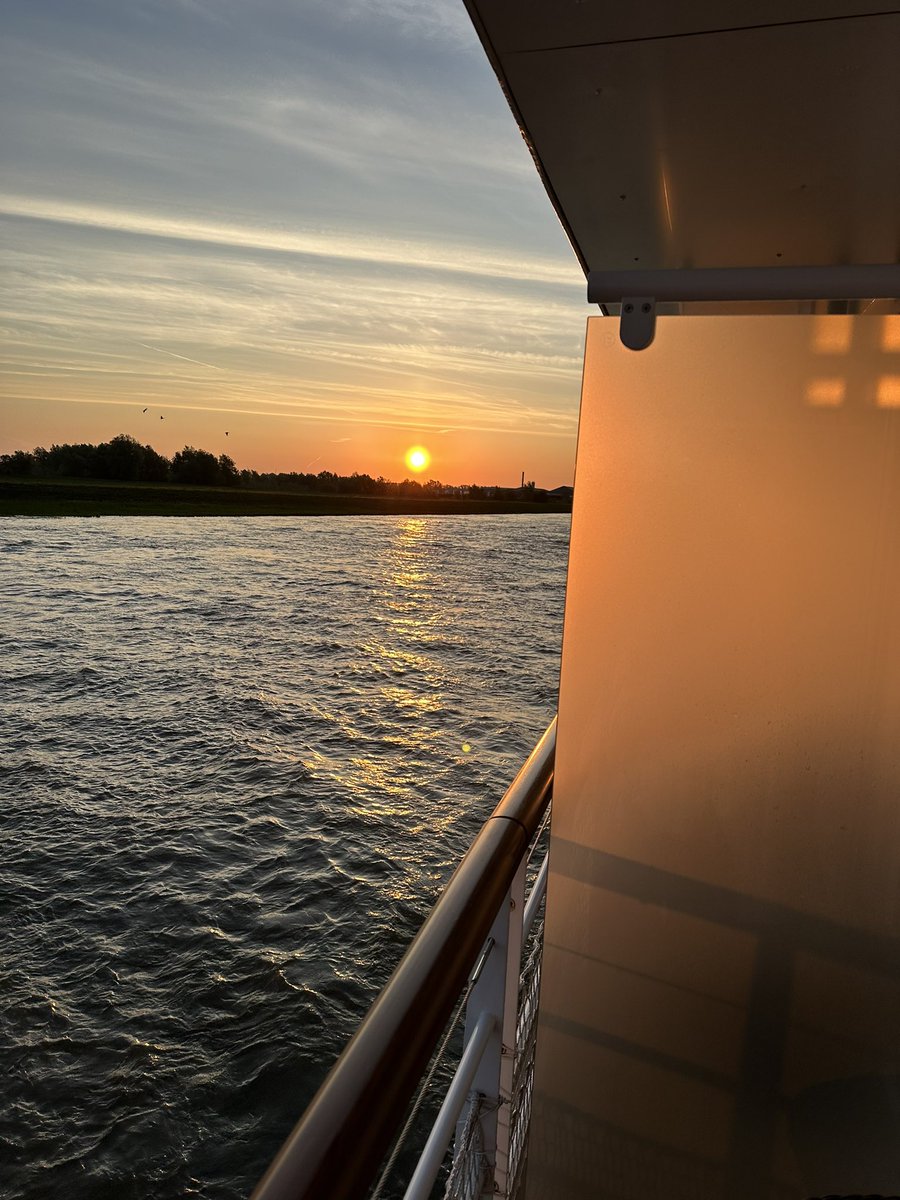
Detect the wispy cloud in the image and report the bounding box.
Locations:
[4,393,575,440]
[0,195,578,289]
[1,209,584,456]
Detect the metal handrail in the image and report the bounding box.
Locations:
[251,718,556,1200]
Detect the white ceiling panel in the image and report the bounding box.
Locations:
[467,2,895,54]
[465,5,900,277]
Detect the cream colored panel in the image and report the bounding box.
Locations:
[528,315,900,1200]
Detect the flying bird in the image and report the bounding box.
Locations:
[142,408,148,413]
[160,415,165,421]
[225,431,229,436]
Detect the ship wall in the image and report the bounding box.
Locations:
[529,313,900,1200]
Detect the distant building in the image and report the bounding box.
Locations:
[548,485,574,501]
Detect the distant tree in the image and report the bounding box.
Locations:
[336,471,375,496]
[171,446,221,486]
[40,442,97,477]
[217,453,240,487]
[94,434,144,481]
[0,450,35,476]
[45,434,172,483]
[139,444,170,482]
[167,447,239,486]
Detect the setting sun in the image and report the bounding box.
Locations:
[404,445,431,473]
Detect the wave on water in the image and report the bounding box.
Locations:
[0,514,568,1199]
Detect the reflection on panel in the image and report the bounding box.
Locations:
[529,316,900,1200]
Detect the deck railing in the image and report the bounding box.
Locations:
[251,719,556,1200]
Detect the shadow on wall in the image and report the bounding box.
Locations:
[534,837,900,1199]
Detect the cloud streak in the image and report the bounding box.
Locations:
[0,195,578,289]
[137,343,226,371]
[4,393,575,440]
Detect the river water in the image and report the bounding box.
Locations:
[0,514,568,1199]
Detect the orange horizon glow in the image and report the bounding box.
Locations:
[0,396,577,488]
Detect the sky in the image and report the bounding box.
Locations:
[1,0,591,487]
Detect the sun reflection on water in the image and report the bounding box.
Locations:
[336,516,471,821]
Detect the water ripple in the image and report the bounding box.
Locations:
[0,514,567,1199]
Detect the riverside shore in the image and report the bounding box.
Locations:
[0,477,572,518]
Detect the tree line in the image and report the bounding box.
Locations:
[0,434,555,500]
[0,436,240,487]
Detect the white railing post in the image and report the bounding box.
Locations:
[402,1011,495,1200]
[455,857,526,1197]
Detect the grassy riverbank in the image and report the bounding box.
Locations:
[0,477,572,518]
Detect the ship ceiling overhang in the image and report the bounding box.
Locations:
[463,2,900,312]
